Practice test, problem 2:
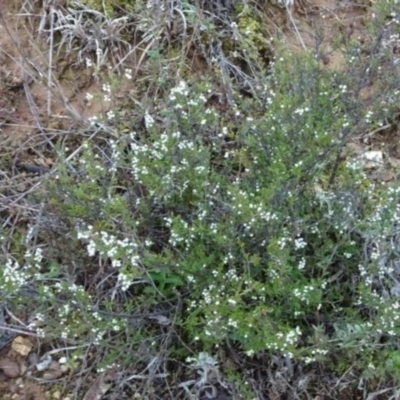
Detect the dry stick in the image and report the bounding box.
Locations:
[0,9,79,150]
[133,35,161,80]
[47,6,55,116]
[0,11,36,78]
[357,123,391,139]
[23,76,57,152]
[18,13,85,122]
[0,325,40,338]
[113,29,157,73]
[286,3,307,50]
[22,32,83,122]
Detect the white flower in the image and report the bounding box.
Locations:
[294,236,307,250]
[87,241,96,257]
[144,110,155,128]
[85,58,93,68]
[85,92,94,102]
[124,68,132,80]
[102,84,111,93]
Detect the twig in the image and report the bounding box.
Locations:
[355,123,391,139]
[47,5,55,116]
[125,373,169,380]
[286,4,307,50]
[0,325,40,338]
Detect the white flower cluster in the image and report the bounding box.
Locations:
[168,80,213,121]
[293,285,315,304]
[77,225,141,291]
[2,259,29,290]
[270,0,294,7]
[265,326,302,358]
[358,186,400,287]
[357,291,400,337]
[1,248,44,293]
[170,80,189,99]
[294,236,307,250]
[77,225,139,265]
[129,130,208,195]
[168,218,196,250]
[25,247,43,267]
[227,188,279,236]
[303,347,329,364]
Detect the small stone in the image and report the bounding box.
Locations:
[11,336,33,356]
[36,354,52,371]
[321,55,330,65]
[0,358,20,378]
[43,369,63,380]
[359,150,383,170]
[43,363,63,380]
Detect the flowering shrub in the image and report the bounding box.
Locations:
[5,45,398,375]
[3,0,400,397]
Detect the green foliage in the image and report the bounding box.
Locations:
[4,0,400,397]
[15,45,400,382]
